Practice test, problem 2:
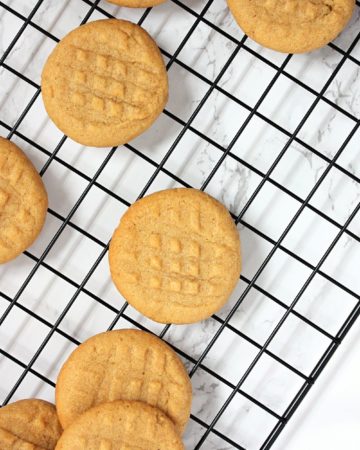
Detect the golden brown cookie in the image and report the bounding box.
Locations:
[227,0,355,53]
[55,400,184,450]
[0,137,48,264]
[0,399,62,450]
[109,188,241,324]
[56,329,192,434]
[106,0,166,7]
[41,19,168,147]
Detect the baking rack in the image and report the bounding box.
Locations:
[0,0,360,449]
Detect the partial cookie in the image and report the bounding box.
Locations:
[227,0,355,53]
[106,0,166,7]
[56,329,192,434]
[0,137,48,264]
[0,399,62,450]
[55,400,184,450]
[109,188,241,324]
[41,19,168,147]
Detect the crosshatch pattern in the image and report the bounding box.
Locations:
[0,1,360,449]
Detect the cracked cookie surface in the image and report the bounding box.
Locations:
[56,329,192,434]
[0,399,62,450]
[55,401,184,450]
[109,188,241,324]
[0,137,48,264]
[42,19,168,147]
[227,0,355,53]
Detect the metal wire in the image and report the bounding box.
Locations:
[0,1,359,449]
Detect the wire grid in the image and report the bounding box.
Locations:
[0,0,360,449]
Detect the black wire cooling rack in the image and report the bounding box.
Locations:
[0,0,360,449]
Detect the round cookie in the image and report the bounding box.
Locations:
[0,137,48,264]
[0,399,62,449]
[56,329,192,434]
[55,401,184,450]
[227,0,355,54]
[41,19,168,147]
[106,0,166,7]
[109,188,241,324]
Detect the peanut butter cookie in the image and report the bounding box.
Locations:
[0,399,62,449]
[56,330,192,434]
[227,0,355,53]
[55,401,184,450]
[0,137,48,264]
[42,19,168,147]
[109,188,241,324]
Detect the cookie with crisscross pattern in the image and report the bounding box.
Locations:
[227,0,355,53]
[109,188,241,323]
[55,401,184,450]
[0,137,48,264]
[42,19,168,147]
[0,399,62,449]
[56,330,192,434]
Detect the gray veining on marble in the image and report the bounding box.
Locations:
[0,1,360,450]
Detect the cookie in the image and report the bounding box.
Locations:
[55,400,184,450]
[56,329,192,434]
[41,19,168,147]
[227,0,355,53]
[0,399,62,449]
[109,188,241,324]
[106,0,166,7]
[0,137,48,264]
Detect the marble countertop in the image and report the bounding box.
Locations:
[0,1,359,449]
[274,319,360,450]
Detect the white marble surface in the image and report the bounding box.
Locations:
[0,1,360,449]
[273,319,360,450]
